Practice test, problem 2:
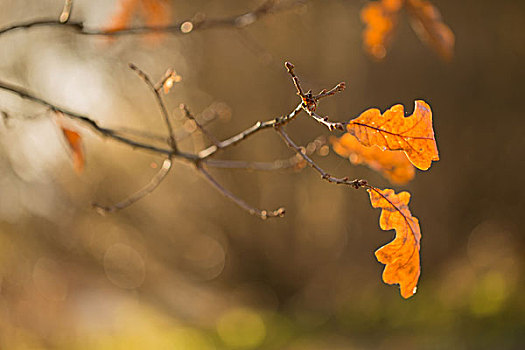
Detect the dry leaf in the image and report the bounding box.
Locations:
[360,0,403,59]
[360,0,454,60]
[60,126,85,174]
[162,71,182,94]
[331,134,415,184]
[346,100,439,170]
[105,0,172,42]
[369,187,421,298]
[405,0,455,61]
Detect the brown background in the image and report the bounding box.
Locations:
[0,0,524,348]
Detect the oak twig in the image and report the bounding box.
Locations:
[276,127,367,189]
[197,103,303,159]
[0,59,365,218]
[180,104,220,147]
[93,158,173,214]
[197,164,285,220]
[128,63,177,151]
[0,0,305,37]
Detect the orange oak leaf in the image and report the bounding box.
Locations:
[360,0,403,59]
[346,100,439,171]
[331,134,415,184]
[368,187,421,298]
[405,0,455,61]
[360,0,454,60]
[60,126,85,174]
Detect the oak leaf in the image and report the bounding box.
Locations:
[346,100,438,170]
[331,133,415,184]
[360,0,403,59]
[405,0,455,61]
[60,126,85,174]
[360,0,454,60]
[369,187,421,298]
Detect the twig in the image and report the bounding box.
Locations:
[303,108,345,131]
[128,63,177,151]
[276,126,367,189]
[180,104,220,146]
[93,158,173,214]
[0,0,306,37]
[197,164,285,220]
[284,62,305,98]
[198,103,303,159]
[285,62,346,131]
[0,79,182,157]
[204,136,327,171]
[313,82,346,101]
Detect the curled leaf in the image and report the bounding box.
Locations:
[368,187,421,298]
[331,134,415,184]
[60,126,85,174]
[347,100,439,170]
[405,0,455,61]
[360,0,403,59]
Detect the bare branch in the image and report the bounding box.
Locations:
[93,158,173,214]
[303,108,345,131]
[198,103,303,159]
[313,82,346,101]
[204,136,327,171]
[285,62,347,131]
[180,104,220,146]
[276,126,367,189]
[197,164,285,220]
[128,63,177,151]
[284,61,305,98]
[0,79,183,157]
[0,0,306,37]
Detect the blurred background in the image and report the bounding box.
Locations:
[0,0,524,349]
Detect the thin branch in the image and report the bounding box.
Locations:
[313,82,346,101]
[276,126,367,189]
[128,63,177,151]
[0,79,190,157]
[93,158,173,214]
[303,108,345,131]
[285,62,346,131]
[198,103,303,159]
[197,164,285,220]
[284,62,305,98]
[0,0,306,37]
[204,136,327,171]
[180,104,220,146]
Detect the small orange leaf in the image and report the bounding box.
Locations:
[60,126,85,174]
[368,187,421,298]
[331,134,415,184]
[360,0,403,59]
[405,0,455,61]
[347,100,439,170]
[105,0,172,43]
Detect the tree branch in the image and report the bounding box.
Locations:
[0,0,306,37]
[197,164,285,220]
[93,158,173,214]
[276,126,367,189]
[128,63,177,151]
[198,103,303,159]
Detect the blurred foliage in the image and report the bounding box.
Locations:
[0,0,524,349]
